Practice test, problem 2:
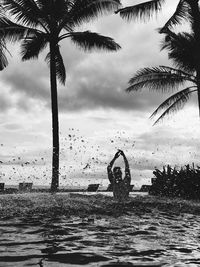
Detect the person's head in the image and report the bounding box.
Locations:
[113,166,122,181]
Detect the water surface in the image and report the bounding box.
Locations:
[1,202,200,267]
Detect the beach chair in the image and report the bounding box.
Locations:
[87,184,100,192]
[19,182,33,192]
[0,183,4,192]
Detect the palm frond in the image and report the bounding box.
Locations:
[150,86,196,119]
[52,0,72,21]
[69,31,121,51]
[126,66,195,93]
[116,0,165,21]
[152,87,196,125]
[66,0,121,28]
[2,0,43,28]
[45,47,66,85]
[0,3,6,13]
[0,40,8,70]
[34,0,55,22]
[0,16,37,42]
[160,0,190,30]
[0,51,8,70]
[21,32,48,60]
[161,31,197,73]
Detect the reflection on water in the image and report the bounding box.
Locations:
[1,207,200,266]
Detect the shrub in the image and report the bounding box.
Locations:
[150,164,200,199]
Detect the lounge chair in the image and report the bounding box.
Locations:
[87,184,100,192]
[0,183,4,192]
[18,182,33,192]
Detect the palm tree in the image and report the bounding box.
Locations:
[126,30,198,124]
[0,0,121,192]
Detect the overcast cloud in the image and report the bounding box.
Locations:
[0,0,176,113]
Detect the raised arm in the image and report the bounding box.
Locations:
[107,151,121,184]
[119,150,129,168]
[107,151,121,171]
[120,150,131,184]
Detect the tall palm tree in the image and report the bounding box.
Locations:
[0,0,121,192]
[126,30,198,124]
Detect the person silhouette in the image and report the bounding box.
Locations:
[107,150,131,202]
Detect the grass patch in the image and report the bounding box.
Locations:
[1,193,200,219]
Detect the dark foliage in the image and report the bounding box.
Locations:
[150,164,200,200]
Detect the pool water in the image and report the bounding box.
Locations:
[1,209,200,267]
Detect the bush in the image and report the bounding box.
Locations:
[150,164,200,199]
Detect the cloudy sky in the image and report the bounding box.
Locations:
[0,0,200,189]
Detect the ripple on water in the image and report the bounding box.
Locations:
[1,212,200,266]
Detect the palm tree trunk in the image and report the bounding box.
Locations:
[50,40,59,192]
[197,72,200,117]
[187,0,200,116]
